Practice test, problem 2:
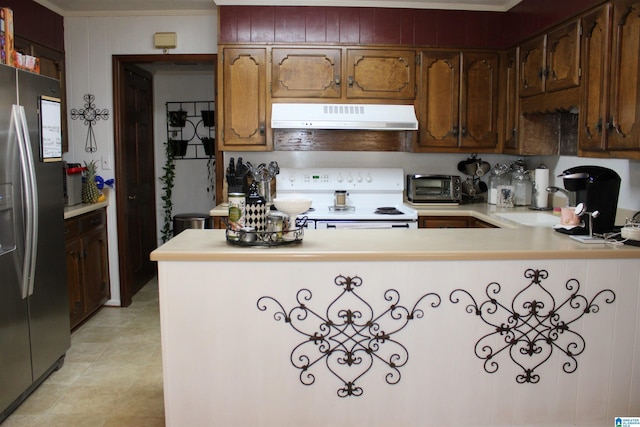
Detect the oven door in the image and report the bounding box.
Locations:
[315,220,417,229]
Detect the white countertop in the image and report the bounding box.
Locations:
[151,226,640,262]
[149,202,640,262]
[63,189,109,219]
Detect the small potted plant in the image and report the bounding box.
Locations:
[201,137,215,157]
[168,110,188,127]
[201,110,215,127]
[169,138,189,157]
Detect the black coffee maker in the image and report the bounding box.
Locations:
[558,165,621,234]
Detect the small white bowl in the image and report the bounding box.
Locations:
[273,197,312,216]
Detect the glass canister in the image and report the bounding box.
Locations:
[488,163,510,205]
[266,213,284,240]
[512,167,532,206]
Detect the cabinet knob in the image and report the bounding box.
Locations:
[348,76,354,87]
[128,195,137,200]
[335,74,341,86]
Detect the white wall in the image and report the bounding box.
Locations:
[153,71,216,245]
[63,12,217,305]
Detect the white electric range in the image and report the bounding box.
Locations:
[276,168,418,229]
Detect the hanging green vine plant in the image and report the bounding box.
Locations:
[160,139,176,242]
[207,158,216,205]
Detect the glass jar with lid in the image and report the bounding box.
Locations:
[488,163,510,205]
[512,167,532,206]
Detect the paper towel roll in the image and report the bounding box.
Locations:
[534,168,549,208]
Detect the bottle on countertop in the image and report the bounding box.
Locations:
[488,163,510,205]
[512,166,532,206]
[245,182,267,231]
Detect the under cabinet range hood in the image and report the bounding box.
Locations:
[271,103,418,131]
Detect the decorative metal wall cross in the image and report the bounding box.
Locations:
[450,268,615,384]
[257,275,441,397]
[70,94,110,152]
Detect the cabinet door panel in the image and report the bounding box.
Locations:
[460,52,499,148]
[519,36,546,97]
[82,229,110,314]
[65,238,84,329]
[346,49,415,99]
[503,48,520,152]
[272,48,341,98]
[608,0,640,151]
[546,20,581,92]
[418,51,460,148]
[579,5,612,152]
[220,48,267,148]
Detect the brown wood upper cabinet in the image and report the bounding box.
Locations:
[416,51,499,151]
[519,20,581,97]
[579,0,640,157]
[270,47,416,100]
[345,49,416,100]
[218,47,269,150]
[502,48,520,153]
[271,48,341,98]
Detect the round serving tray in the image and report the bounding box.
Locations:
[225,217,307,247]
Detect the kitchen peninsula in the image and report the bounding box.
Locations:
[151,214,640,427]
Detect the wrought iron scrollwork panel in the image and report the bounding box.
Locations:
[257,274,441,397]
[450,268,615,384]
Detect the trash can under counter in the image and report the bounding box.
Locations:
[173,213,212,236]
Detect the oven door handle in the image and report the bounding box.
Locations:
[324,222,411,229]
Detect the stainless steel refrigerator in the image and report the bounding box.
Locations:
[0,64,70,421]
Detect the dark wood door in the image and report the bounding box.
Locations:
[116,63,157,306]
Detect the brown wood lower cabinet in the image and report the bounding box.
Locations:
[418,215,497,228]
[65,208,110,329]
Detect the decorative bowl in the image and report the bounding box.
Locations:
[273,197,312,216]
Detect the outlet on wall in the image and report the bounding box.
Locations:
[101,155,112,170]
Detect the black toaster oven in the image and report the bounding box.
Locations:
[406,174,462,203]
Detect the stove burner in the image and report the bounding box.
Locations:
[375,207,403,215]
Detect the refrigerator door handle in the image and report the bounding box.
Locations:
[13,105,38,298]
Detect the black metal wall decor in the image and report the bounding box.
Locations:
[449,268,615,384]
[70,94,110,153]
[257,275,441,397]
[165,101,215,159]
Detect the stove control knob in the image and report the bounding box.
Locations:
[337,174,344,183]
[356,174,363,183]
[366,173,372,183]
[347,174,353,183]
[289,174,296,182]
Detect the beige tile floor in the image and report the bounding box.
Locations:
[3,278,164,427]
